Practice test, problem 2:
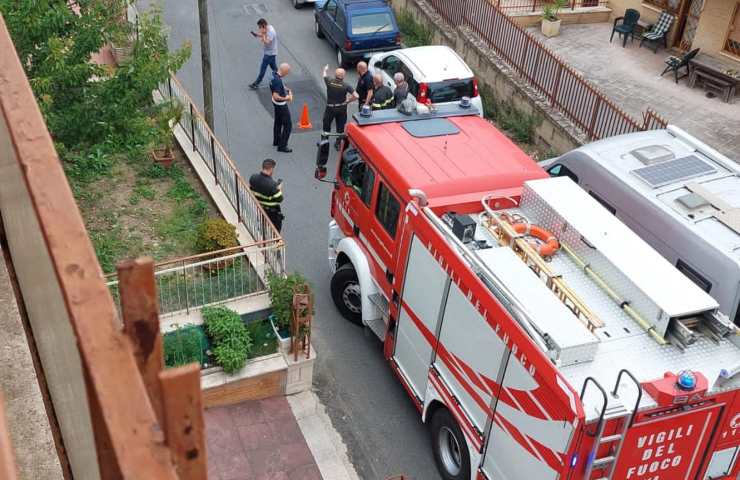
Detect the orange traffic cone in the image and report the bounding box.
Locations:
[298,102,312,129]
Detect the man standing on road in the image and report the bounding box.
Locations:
[355,61,374,108]
[249,159,284,232]
[270,63,293,153]
[392,72,409,108]
[248,18,278,89]
[370,73,393,110]
[322,64,358,149]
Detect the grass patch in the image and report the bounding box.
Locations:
[479,82,541,145]
[397,9,432,47]
[75,144,219,273]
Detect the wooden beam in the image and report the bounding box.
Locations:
[117,257,165,427]
[159,364,207,480]
[0,393,18,480]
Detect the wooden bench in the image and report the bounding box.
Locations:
[689,68,736,103]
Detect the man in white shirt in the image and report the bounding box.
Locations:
[249,18,278,89]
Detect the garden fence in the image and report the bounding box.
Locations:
[424,0,668,141]
[107,243,280,318]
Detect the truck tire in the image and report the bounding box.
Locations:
[315,19,325,39]
[330,263,362,325]
[430,408,471,480]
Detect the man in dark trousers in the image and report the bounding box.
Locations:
[270,63,293,153]
[322,64,358,149]
[370,73,394,110]
[249,159,284,232]
[248,18,278,89]
[355,61,374,108]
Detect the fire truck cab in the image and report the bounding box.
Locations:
[315,104,740,480]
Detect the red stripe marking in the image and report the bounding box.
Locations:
[429,373,482,450]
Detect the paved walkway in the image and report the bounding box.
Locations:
[205,392,360,480]
[529,22,740,161]
[206,396,321,480]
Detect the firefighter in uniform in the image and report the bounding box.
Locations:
[322,64,359,149]
[370,73,394,111]
[249,158,284,232]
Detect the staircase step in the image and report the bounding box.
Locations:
[364,316,386,341]
[368,292,390,317]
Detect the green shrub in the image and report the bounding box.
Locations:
[163,325,206,368]
[195,218,239,253]
[202,306,252,374]
[397,9,432,48]
[268,272,312,331]
[478,82,541,144]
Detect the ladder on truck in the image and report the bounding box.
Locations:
[581,369,642,480]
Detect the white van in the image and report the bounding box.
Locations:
[542,126,740,325]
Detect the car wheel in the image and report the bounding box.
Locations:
[337,47,348,68]
[430,409,471,480]
[330,263,362,324]
[293,0,302,9]
[315,19,325,38]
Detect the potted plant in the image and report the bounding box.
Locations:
[149,101,182,167]
[268,272,311,354]
[541,0,567,38]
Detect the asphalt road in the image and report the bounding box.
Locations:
[142,0,443,478]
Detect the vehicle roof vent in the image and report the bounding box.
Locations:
[632,155,717,188]
[676,192,710,210]
[631,145,675,166]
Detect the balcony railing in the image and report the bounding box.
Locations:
[107,242,283,317]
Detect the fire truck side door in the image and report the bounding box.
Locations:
[335,146,376,248]
[367,181,402,294]
[393,233,449,400]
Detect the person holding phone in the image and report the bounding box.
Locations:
[248,18,278,89]
[249,159,284,232]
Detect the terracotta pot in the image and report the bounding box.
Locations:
[150,147,175,168]
[541,18,561,38]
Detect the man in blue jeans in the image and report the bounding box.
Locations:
[249,18,278,89]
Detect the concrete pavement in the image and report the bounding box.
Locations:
[144,0,442,478]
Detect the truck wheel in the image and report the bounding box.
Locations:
[430,408,471,480]
[330,264,362,324]
[315,19,325,38]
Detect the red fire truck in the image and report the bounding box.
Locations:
[314,104,740,480]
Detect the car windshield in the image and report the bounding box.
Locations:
[351,12,394,35]
[427,79,475,103]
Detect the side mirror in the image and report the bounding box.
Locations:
[316,136,330,168]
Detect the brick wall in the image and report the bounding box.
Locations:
[692,0,739,59]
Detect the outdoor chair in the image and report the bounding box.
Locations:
[610,9,641,47]
[661,48,700,84]
[640,11,675,53]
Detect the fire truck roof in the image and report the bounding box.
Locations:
[347,108,546,206]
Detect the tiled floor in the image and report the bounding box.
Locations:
[205,396,322,480]
[528,22,740,161]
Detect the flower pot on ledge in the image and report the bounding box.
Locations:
[269,315,292,355]
[150,146,174,168]
[541,17,562,38]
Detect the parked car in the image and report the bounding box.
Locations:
[542,126,740,326]
[314,0,401,67]
[368,46,484,117]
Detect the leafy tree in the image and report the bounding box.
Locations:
[0,0,190,155]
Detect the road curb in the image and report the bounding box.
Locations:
[287,390,361,480]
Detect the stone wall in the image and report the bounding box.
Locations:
[392,0,586,154]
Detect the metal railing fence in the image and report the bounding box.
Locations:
[108,243,281,317]
[424,0,668,141]
[493,0,609,15]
